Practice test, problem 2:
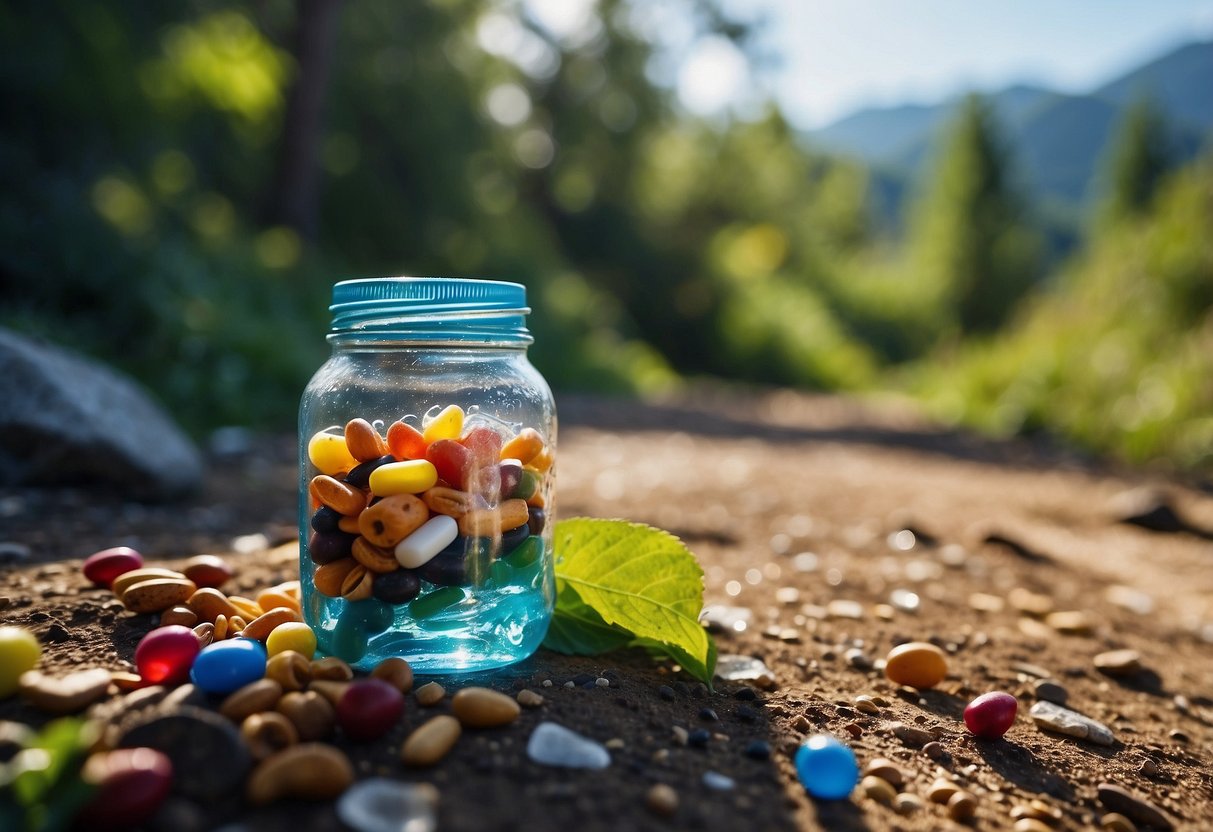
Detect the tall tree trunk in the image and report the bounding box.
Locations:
[264,0,343,240]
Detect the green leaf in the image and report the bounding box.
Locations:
[543,584,633,656]
[545,518,715,684]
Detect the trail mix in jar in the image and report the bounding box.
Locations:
[304,405,552,616]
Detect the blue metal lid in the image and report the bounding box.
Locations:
[328,277,532,344]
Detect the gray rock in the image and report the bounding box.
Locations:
[0,328,202,499]
[1029,701,1114,746]
[1031,680,1069,705]
[526,722,610,769]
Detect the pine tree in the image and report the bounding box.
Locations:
[1099,98,1171,224]
[909,94,1040,334]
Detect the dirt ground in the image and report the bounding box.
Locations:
[2,389,1211,831]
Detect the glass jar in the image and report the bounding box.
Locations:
[298,277,556,673]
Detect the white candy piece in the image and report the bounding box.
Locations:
[395,515,459,569]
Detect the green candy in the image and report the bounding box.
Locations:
[408,586,465,619]
[326,615,368,663]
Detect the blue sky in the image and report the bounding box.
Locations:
[675,0,1213,127]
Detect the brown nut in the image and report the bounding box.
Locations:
[422,487,475,518]
[310,657,354,682]
[457,499,529,538]
[309,475,368,516]
[227,596,264,620]
[111,568,188,598]
[351,537,401,574]
[358,494,429,548]
[276,691,335,741]
[450,686,521,727]
[227,614,248,635]
[339,564,373,601]
[182,554,234,589]
[246,743,353,805]
[401,715,461,767]
[265,650,312,692]
[256,586,300,614]
[110,672,144,692]
[308,680,351,708]
[242,607,303,641]
[313,559,358,598]
[344,418,389,461]
[159,606,198,628]
[193,622,215,647]
[188,587,240,623]
[241,711,298,761]
[370,657,414,694]
[220,678,284,722]
[213,614,230,641]
[122,578,197,614]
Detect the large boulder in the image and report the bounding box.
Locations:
[0,328,203,499]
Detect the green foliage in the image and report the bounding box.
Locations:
[1097,98,1172,224]
[916,155,1213,468]
[908,95,1043,335]
[544,518,715,685]
[0,719,98,832]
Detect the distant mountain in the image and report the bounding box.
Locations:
[811,40,1213,213]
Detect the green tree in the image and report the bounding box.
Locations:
[1098,98,1171,224]
[908,94,1040,335]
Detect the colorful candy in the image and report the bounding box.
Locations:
[303,407,553,655]
[0,626,41,698]
[963,691,1018,738]
[795,734,858,800]
[884,641,948,689]
[369,460,439,497]
[190,639,267,694]
[394,515,459,569]
[336,679,405,740]
[75,748,173,831]
[266,622,318,660]
[82,546,144,588]
[135,625,201,685]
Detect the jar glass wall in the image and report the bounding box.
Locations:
[298,279,555,673]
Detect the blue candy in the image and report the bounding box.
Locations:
[189,638,267,694]
[794,734,858,800]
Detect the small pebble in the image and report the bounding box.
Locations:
[1094,649,1143,676]
[922,741,947,760]
[1045,610,1093,634]
[826,600,864,620]
[516,689,544,708]
[646,783,678,817]
[853,695,880,714]
[895,793,923,814]
[1100,813,1137,832]
[671,726,688,746]
[794,734,857,800]
[688,728,711,747]
[861,775,896,804]
[336,778,438,832]
[1029,701,1114,746]
[862,757,904,787]
[1096,783,1173,830]
[698,707,719,721]
[526,722,610,769]
[415,682,445,706]
[19,668,111,714]
[733,686,757,701]
[1013,819,1053,832]
[594,677,609,687]
[890,722,935,746]
[742,742,771,761]
[658,684,675,701]
[844,648,872,670]
[714,655,772,681]
[1031,680,1069,705]
[702,771,735,791]
[928,778,960,804]
[947,791,977,821]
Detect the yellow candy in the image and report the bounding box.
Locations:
[500,428,544,465]
[422,405,463,444]
[308,431,358,476]
[266,622,318,660]
[368,460,439,497]
[0,626,41,698]
[884,642,948,689]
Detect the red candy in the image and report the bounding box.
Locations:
[460,427,503,467]
[74,747,173,831]
[336,678,405,740]
[426,439,472,489]
[963,691,1018,738]
[82,547,144,588]
[388,420,428,460]
[134,625,201,685]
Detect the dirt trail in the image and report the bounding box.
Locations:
[2,390,1211,831]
